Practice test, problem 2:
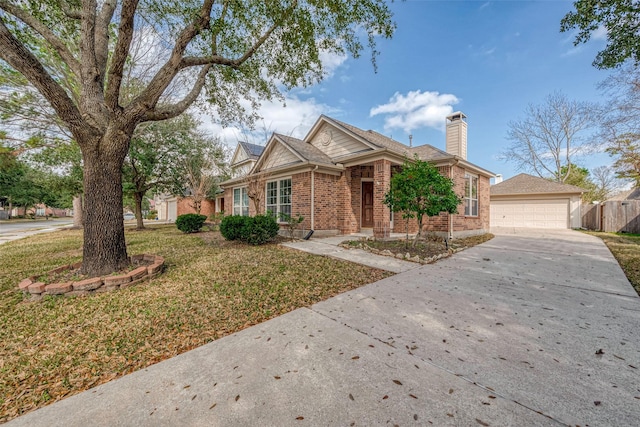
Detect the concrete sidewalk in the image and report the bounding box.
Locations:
[282,235,419,273]
[7,229,640,426]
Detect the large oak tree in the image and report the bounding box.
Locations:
[0,0,394,275]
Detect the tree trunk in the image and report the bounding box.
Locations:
[134,191,145,230]
[72,195,83,228]
[412,215,423,248]
[81,134,130,276]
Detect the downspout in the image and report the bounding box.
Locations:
[449,159,459,240]
[311,165,318,230]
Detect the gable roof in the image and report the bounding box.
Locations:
[491,173,585,196]
[275,134,333,165]
[326,116,453,161]
[238,141,264,159]
[328,117,407,152]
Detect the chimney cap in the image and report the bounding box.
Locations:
[446,111,467,122]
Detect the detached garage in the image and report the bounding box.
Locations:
[490,173,584,229]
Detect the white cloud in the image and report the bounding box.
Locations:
[197,95,336,148]
[592,25,608,40]
[195,45,348,148]
[319,50,348,79]
[369,90,460,133]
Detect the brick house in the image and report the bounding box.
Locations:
[219,113,493,238]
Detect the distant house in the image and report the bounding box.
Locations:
[219,112,494,238]
[490,173,584,229]
[155,192,217,222]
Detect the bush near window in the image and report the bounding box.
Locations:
[220,215,249,241]
[220,214,279,245]
[241,214,280,245]
[175,214,208,233]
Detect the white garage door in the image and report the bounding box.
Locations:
[167,200,177,222]
[491,199,569,229]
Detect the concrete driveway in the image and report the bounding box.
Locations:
[7,229,640,426]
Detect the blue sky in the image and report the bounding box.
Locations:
[203,1,612,180]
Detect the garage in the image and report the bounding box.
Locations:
[491,199,569,228]
[490,174,584,229]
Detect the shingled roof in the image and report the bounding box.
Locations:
[328,117,453,162]
[238,141,264,159]
[275,134,334,165]
[491,173,585,196]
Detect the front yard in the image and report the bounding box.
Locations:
[0,226,391,422]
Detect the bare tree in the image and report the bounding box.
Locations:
[598,66,640,186]
[244,171,273,215]
[503,92,596,183]
[591,165,621,201]
[0,1,394,276]
[182,136,229,215]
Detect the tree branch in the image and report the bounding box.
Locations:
[95,0,118,80]
[105,0,139,110]
[0,19,89,141]
[142,64,212,122]
[0,0,81,76]
[61,1,82,19]
[130,0,216,114]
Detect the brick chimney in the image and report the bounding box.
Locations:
[445,111,467,160]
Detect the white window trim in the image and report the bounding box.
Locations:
[265,177,292,222]
[464,172,479,217]
[233,186,249,216]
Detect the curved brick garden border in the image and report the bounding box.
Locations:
[17,254,164,301]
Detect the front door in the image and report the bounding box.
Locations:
[362,181,374,228]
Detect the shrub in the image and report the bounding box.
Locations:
[241,214,280,245]
[146,210,158,220]
[279,212,305,240]
[220,215,249,241]
[175,213,208,233]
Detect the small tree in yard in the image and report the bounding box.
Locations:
[384,157,461,247]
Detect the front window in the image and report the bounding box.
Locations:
[464,173,478,216]
[265,178,292,220]
[233,187,249,216]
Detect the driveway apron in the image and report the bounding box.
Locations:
[7,229,640,426]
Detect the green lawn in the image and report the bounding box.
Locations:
[586,231,640,296]
[0,225,391,422]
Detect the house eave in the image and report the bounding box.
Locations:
[454,157,495,177]
[220,161,344,188]
[338,148,406,167]
[490,191,584,198]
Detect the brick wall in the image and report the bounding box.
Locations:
[450,166,490,234]
[389,165,489,236]
[315,172,340,230]
[177,197,216,218]
[292,172,312,229]
[373,160,391,237]
[337,170,358,234]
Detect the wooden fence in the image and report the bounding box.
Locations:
[581,201,640,233]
